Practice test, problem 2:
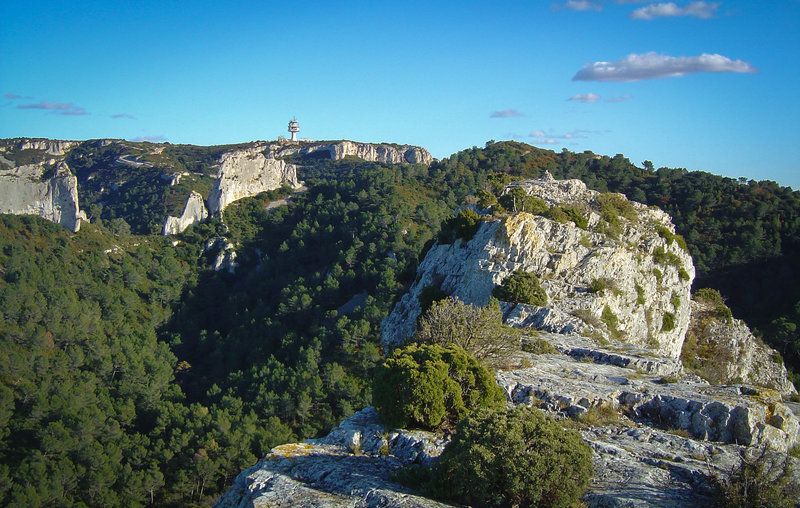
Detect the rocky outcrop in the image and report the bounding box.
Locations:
[207,143,302,215]
[16,138,79,155]
[215,408,452,508]
[0,160,84,232]
[382,176,694,358]
[162,191,209,235]
[281,141,433,165]
[684,299,797,396]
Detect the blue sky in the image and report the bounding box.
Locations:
[1,1,798,188]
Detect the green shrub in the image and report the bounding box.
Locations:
[433,406,593,507]
[652,247,683,268]
[438,208,483,243]
[474,189,497,209]
[601,305,620,337]
[589,278,608,294]
[562,205,589,229]
[522,338,558,355]
[372,344,506,430]
[635,284,646,306]
[653,268,663,284]
[656,225,688,252]
[597,193,637,221]
[711,446,800,508]
[662,312,676,332]
[417,285,449,317]
[678,267,690,281]
[492,270,548,306]
[671,293,681,310]
[693,288,733,324]
[415,297,520,366]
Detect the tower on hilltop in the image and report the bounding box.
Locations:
[288,118,300,142]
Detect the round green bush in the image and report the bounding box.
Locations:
[372,344,506,430]
[492,270,548,306]
[434,405,593,507]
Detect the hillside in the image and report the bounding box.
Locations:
[0,137,799,506]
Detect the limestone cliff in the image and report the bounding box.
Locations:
[282,140,433,165]
[207,143,302,215]
[382,175,695,358]
[0,139,85,231]
[162,191,209,235]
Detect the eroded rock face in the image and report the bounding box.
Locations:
[207,144,302,215]
[282,141,433,165]
[0,160,84,232]
[382,176,695,358]
[685,299,797,396]
[162,191,209,235]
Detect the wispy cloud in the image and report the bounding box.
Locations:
[17,100,89,115]
[573,52,757,81]
[568,93,601,103]
[490,109,525,118]
[5,93,32,100]
[605,94,633,102]
[631,1,720,19]
[131,135,166,143]
[568,0,602,10]
[529,129,600,145]
[112,113,136,119]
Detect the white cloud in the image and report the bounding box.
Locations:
[561,0,602,10]
[568,93,601,103]
[631,1,720,20]
[490,109,525,118]
[112,113,136,119]
[529,129,594,146]
[605,94,633,102]
[573,52,757,81]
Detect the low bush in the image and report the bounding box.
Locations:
[438,208,483,243]
[493,270,548,306]
[711,446,800,508]
[433,405,593,507]
[662,312,676,332]
[522,338,558,355]
[415,297,520,366]
[372,344,506,430]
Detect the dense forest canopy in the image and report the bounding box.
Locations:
[1,139,799,506]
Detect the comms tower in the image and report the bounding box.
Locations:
[288,118,300,142]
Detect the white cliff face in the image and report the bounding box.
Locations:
[17,139,79,156]
[207,143,301,215]
[281,141,433,165]
[0,160,84,232]
[162,191,209,235]
[382,177,695,359]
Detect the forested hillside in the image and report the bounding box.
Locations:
[1,140,798,506]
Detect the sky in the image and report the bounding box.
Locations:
[1,0,798,188]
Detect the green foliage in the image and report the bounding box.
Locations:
[662,312,676,332]
[372,344,506,430]
[522,338,558,355]
[678,267,690,281]
[635,284,646,305]
[562,205,589,229]
[415,297,520,367]
[589,278,608,293]
[492,270,548,306]
[652,246,683,268]
[694,288,732,324]
[656,225,688,251]
[601,306,620,336]
[432,405,593,507]
[474,188,497,209]
[578,405,622,427]
[498,187,548,215]
[711,447,800,508]
[417,285,450,317]
[438,208,483,243]
[653,268,663,284]
[597,192,637,222]
[671,293,682,310]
